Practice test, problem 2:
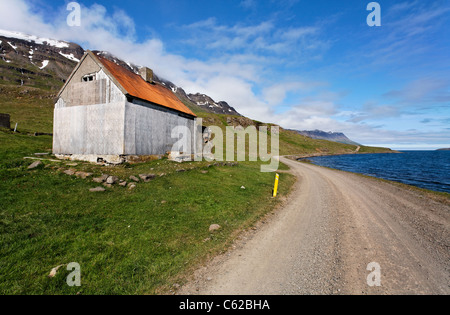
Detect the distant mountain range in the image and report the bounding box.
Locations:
[290,129,361,146]
[436,148,450,151]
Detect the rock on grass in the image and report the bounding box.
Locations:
[90,187,106,192]
[28,160,43,170]
[209,224,221,232]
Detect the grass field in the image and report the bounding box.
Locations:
[0,85,55,134]
[0,131,295,294]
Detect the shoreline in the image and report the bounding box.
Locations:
[284,149,401,161]
[287,154,450,199]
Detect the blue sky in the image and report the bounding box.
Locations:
[0,0,449,149]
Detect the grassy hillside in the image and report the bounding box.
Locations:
[0,85,55,134]
[193,110,393,157]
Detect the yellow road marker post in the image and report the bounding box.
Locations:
[273,173,280,197]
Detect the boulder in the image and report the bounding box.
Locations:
[139,174,156,182]
[64,169,76,176]
[106,176,119,185]
[28,160,43,170]
[129,175,140,182]
[90,187,106,192]
[75,172,93,179]
[209,224,221,232]
[93,177,105,183]
[93,174,109,183]
[119,181,128,187]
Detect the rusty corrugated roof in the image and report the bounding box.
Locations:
[96,55,196,117]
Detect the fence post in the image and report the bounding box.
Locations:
[273,173,280,197]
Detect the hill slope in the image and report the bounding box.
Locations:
[0,30,84,90]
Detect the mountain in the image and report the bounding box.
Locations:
[0,29,84,90]
[185,93,240,116]
[436,148,450,151]
[290,129,361,146]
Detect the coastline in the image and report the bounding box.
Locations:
[287,154,450,199]
[283,149,401,161]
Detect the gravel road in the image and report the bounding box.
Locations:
[180,157,449,295]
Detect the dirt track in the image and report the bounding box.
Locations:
[180,157,449,295]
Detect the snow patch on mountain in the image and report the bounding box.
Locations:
[59,52,80,62]
[7,42,17,50]
[39,60,49,70]
[0,29,69,48]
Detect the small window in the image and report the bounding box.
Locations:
[82,74,95,82]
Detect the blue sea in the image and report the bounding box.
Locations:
[304,151,450,193]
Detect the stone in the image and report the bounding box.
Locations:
[201,170,209,174]
[93,177,105,183]
[106,176,119,185]
[64,169,76,176]
[93,174,109,184]
[176,169,186,173]
[129,175,140,182]
[90,187,106,192]
[103,183,113,188]
[139,174,156,182]
[128,184,137,190]
[28,160,43,170]
[119,181,128,187]
[209,224,221,232]
[75,172,93,179]
[241,186,246,190]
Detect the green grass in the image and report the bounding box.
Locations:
[0,85,55,134]
[0,131,295,294]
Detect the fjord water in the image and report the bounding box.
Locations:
[306,151,450,193]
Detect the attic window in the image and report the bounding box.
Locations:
[82,74,95,82]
